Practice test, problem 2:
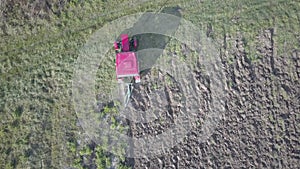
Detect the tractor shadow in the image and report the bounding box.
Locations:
[123,6,183,75]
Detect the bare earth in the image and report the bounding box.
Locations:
[126,30,299,168]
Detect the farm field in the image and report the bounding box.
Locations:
[0,0,299,168]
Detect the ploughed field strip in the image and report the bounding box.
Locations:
[132,32,300,168]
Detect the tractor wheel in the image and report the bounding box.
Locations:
[114,42,119,51]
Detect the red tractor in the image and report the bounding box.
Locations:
[114,34,140,83]
[114,34,139,106]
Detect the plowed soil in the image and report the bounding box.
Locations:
[126,30,300,168]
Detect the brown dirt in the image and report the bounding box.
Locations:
[127,69,184,137]
[126,30,300,168]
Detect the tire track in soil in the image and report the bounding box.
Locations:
[130,29,299,168]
